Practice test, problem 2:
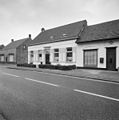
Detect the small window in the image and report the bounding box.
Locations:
[66,47,73,62]
[54,49,59,52]
[67,47,72,51]
[23,45,27,49]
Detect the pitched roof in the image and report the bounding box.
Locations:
[29,20,87,46]
[3,38,29,50]
[77,19,119,43]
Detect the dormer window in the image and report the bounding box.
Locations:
[63,34,67,37]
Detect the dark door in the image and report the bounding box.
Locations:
[106,47,116,71]
[45,54,50,64]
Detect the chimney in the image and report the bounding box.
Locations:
[41,28,45,32]
[11,39,14,42]
[29,34,31,39]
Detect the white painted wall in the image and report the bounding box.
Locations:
[28,40,77,65]
[76,40,119,69]
[28,39,119,69]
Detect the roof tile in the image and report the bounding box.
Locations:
[29,20,87,46]
[78,19,119,43]
[3,38,29,50]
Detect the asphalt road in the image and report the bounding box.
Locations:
[0,67,119,120]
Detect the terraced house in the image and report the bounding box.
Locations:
[0,34,32,64]
[28,20,86,66]
[28,19,119,71]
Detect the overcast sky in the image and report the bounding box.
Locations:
[0,0,119,45]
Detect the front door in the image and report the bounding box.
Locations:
[45,54,50,64]
[106,47,116,71]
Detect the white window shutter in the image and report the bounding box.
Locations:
[73,47,76,62]
[59,48,62,62]
[62,48,66,62]
[50,49,54,63]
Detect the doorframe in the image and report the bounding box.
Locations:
[45,53,50,64]
[106,47,116,70]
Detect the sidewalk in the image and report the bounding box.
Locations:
[5,64,119,83]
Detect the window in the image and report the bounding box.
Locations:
[23,45,27,50]
[39,54,42,57]
[30,51,34,57]
[54,48,59,62]
[30,51,34,63]
[38,54,42,61]
[84,49,97,67]
[66,47,73,62]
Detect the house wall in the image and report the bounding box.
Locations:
[76,39,119,69]
[0,49,16,63]
[28,40,77,66]
[16,39,30,64]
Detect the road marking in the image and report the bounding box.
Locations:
[2,72,20,78]
[25,77,60,87]
[37,71,119,85]
[74,89,119,102]
[1,71,119,102]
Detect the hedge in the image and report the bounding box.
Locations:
[17,63,76,70]
[38,64,76,70]
[17,63,36,68]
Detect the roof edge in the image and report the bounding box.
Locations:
[76,36,119,44]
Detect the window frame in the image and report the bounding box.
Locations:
[54,48,59,62]
[38,53,42,62]
[83,49,98,67]
[30,51,34,57]
[66,47,73,62]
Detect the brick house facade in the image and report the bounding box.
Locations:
[0,34,32,64]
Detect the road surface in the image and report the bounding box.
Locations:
[0,67,119,120]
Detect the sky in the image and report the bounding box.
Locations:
[0,0,119,45]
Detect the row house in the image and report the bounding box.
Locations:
[76,19,119,71]
[0,34,32,64]
[28,20,87,66]
[28,19,119,71]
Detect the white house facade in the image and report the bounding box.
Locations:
[76,40,119,70]
[76,19,119,71]
[28,20,87,67]
[28,40,77,66]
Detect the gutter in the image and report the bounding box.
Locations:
[76,36,119,44]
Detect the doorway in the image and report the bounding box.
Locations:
[106,47,116,71]
[45,54,50,64]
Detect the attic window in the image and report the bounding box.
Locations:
[50,36,54,39]
[23,45,26,49]
[63,34,67,37]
